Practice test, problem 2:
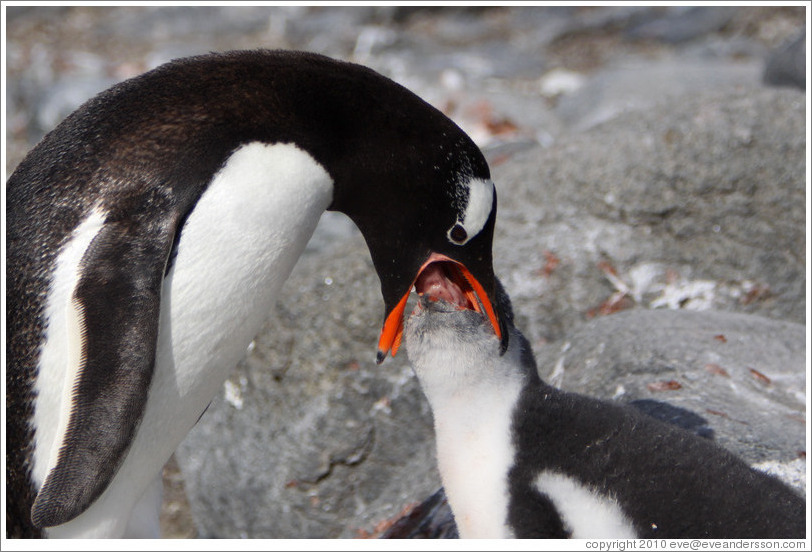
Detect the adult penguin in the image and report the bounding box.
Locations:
[6,50,507,538]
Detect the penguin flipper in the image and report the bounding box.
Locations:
[31,211,178,529]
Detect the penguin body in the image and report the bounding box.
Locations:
[28,142,331,538]
[7,50,507,537]
[404,279,806,539]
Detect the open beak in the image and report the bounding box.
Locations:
[376,252,503,364]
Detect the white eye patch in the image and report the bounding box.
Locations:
[447,178,495,245]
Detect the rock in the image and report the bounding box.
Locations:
[625,7,737,44]
[176,85,805,537]
[176,237,441,538]
[626,399,715,440]
[555,58,762,131]
[536,309,807,472]
[493,86,806,349]
[379,488,458,539]
[763,31,806,90]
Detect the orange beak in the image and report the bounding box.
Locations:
[375,252,502,364]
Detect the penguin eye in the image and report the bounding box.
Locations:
[449,224,468,244]
[449,178,494,246]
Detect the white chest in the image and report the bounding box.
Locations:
[155,141,334,396]
[34,141,333,537]
[431,382,522,539]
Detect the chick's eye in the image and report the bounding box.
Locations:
[449,224,468,244]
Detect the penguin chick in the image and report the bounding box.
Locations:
[404,280,806,539]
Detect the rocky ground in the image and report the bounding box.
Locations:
[4,5,807,540]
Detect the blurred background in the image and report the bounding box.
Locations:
[4,5,807,539]
[6,5,805,171]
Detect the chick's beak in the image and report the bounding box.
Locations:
[376,252,503,364]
